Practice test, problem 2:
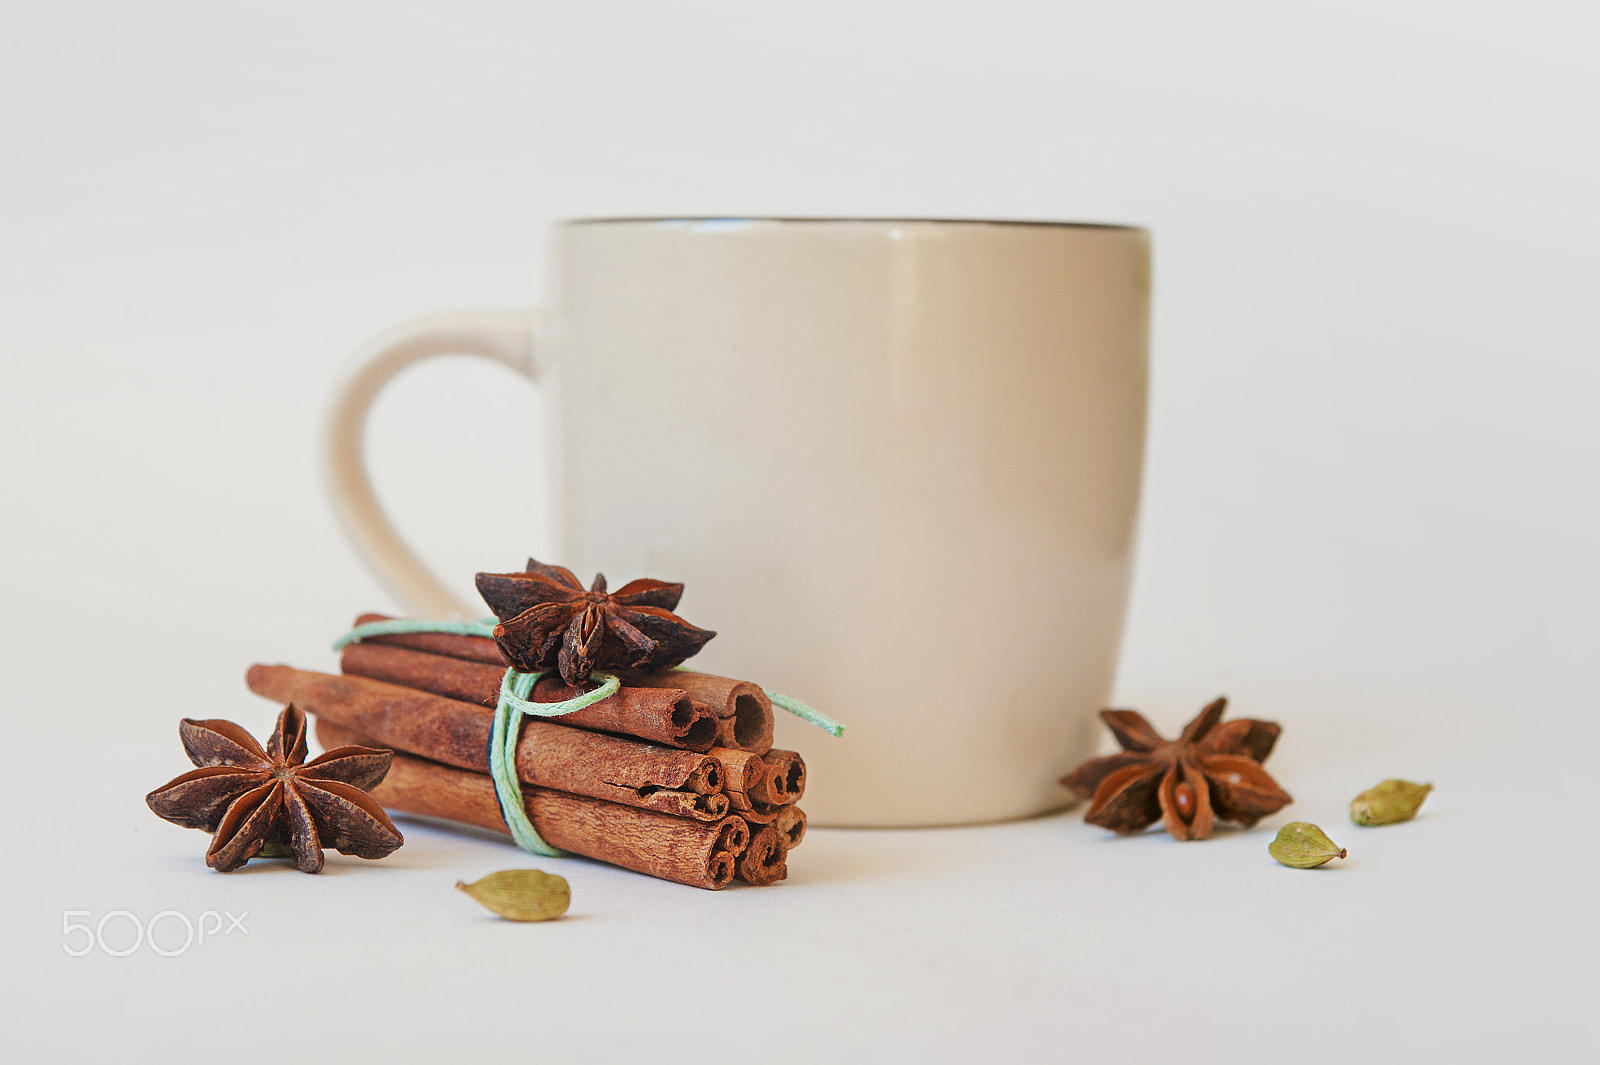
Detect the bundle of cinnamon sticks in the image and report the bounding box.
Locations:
[246,615,807,890]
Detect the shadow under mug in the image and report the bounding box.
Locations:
[324,217,1150,827]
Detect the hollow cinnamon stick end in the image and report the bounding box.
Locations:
[735,822,788,886]
[682,756,722,794]
[774,806,807,851]
[671,699,721,752]
[695,792,731,819]
[635,671,773,753]
[703,816,750,889]
[723,684,774,754]
[716,816,751,857]
[765,749,806,804]
[744,764,782,807]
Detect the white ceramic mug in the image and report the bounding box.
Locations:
[325,217,1150,827]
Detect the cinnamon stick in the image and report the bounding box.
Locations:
[348,614,773,753]
[708,746,807,821]
[734,820,788,886]
[622,669,774,753]
[248,665,729,820]
[773,806,807,851]
[353,613,506,665]
[316,720,750,890]
[710,747,770,799]
[763,749,807,805]
[338,642,719,752]
[710,747,777,819]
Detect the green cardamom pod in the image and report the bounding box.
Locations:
[456,869,571,921]
[1350,779,1433,825]
[1268,822,1347,869]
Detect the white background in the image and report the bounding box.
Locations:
[2,2,1596,1061]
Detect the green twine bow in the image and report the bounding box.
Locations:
[485,667,619,855]
[333,616,843,857]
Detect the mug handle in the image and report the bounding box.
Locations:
[322,310,539,617]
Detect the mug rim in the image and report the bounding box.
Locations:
[562,215,1145,232]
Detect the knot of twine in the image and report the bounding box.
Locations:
[333,617,843,857]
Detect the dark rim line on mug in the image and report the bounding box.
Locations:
[563,216,1146,231]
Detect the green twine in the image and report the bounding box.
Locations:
[484,668,619,855]
[486,670,555,853]
[335,615,842,858]
[766,690,845,737]
[333,616,499,649]
[487,667,619,854]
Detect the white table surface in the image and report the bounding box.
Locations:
[1,389,1591,1063]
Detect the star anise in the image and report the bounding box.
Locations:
[1060,697,1292,840]
[146,704,403,872]
[475,558,716,686]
